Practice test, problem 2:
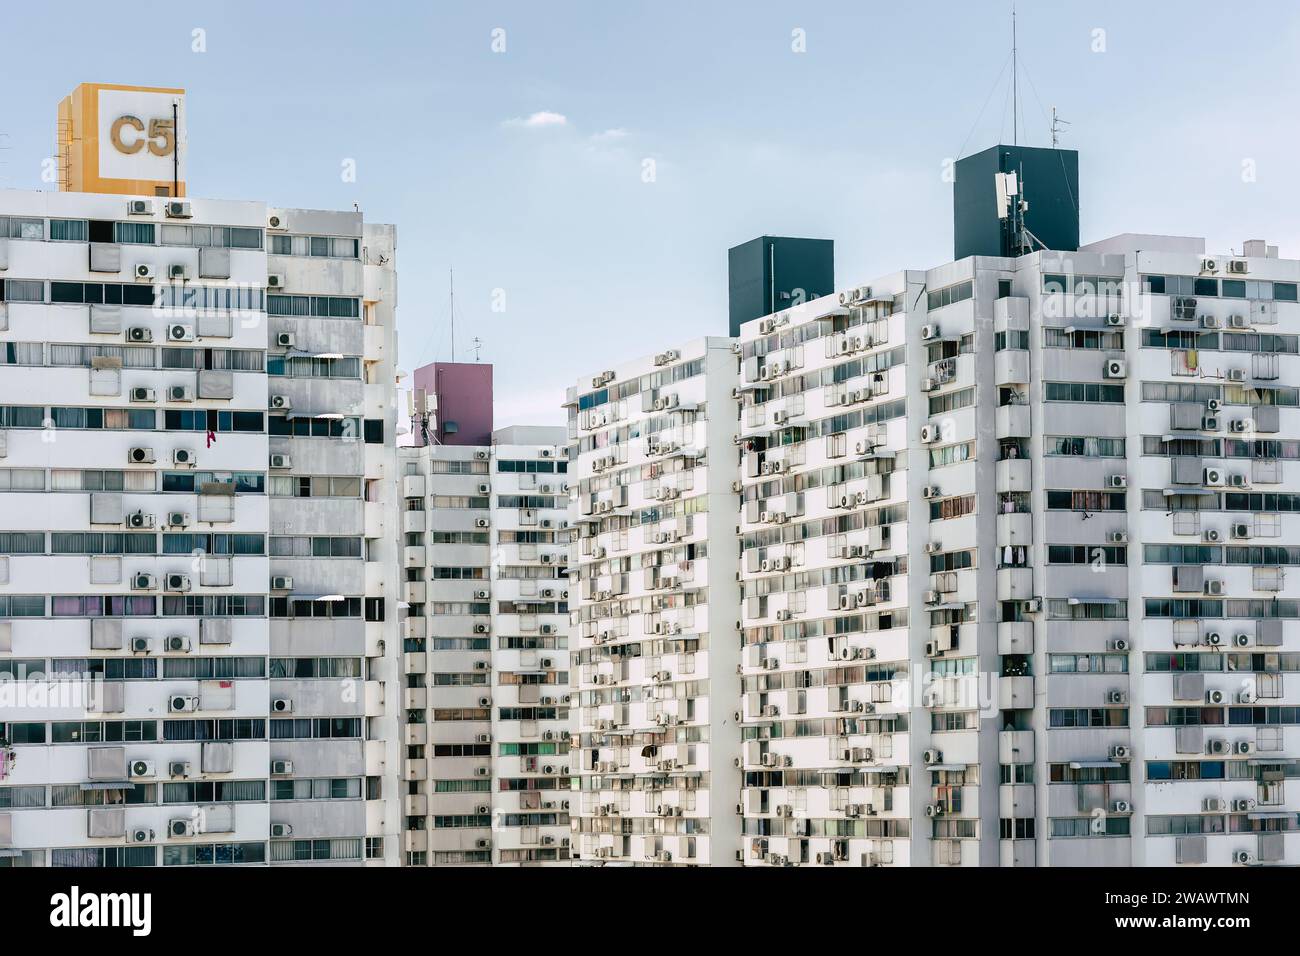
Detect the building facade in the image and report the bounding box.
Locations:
[0,189,403,866]
[397,420,572,865]
[564,338,743,865]
[565,234,1300,867]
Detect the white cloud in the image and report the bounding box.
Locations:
[505,110,568,129]
[589,128,628,141]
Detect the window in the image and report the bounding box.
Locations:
[267,294,360,318]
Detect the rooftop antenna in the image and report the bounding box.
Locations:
[1050,106,1070,149]
[449,268,456,362]
[471,336,483,362]
[1011,1,1019,147]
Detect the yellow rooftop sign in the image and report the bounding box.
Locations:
[57,82,187,196]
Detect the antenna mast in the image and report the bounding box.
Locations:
[1050,106,1070,149]
[1011,2,1018,147]
[449,268,456,363]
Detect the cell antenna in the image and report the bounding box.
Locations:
[1050,106,1071,149]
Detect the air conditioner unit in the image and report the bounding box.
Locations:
[269,394,292,411]
[922,485,941,499]
[1201,315,1220,329]
[1108,638,1130,652]
[270,823,293,838]
[1235,739,1255,754]
[129,828,154,844]
[126,511,154,529]
[168,695,199,713]
[1112,800,1132,814]
[1104,359,1127,379]
[134,264,155,281]
[128,199,154,216]
[925,804,945,818]
[1227,315,1249,330]
[272,698,293,713]
[474,517,489,528]
[269,454,291,469]
[127,446,155,464]
[168,385,194,402]
[1203,467,1224,487]
[127,327,153,343]
[165,200,193,219]
[1203,416,1221,431]
[1200,257,1218,273]
[923,749,942,765]
[164,636,191,653]
[1225,368,1245,383]
[1106,689,1127,705]
[1205,631,1223,646]
[1207,738,1228,755]
[1105,313,1124,327]
[1207,689,1226,705]
[1109,744,1130,761]
[165,573,191,593]
[169,263,189,280]
[1204,580,1224,596]
[1107,530,1128,544]
[129,759,155,779]
[130,637,152,654]
[919,425,939,443]
[1206,397,1223,412]
[167,323,194,342]
[1227,259,1248,275]
[132,573,157,591]
[167,512,189,528]
[172,448,196,468]
[921,324,939,341]
[1107,474,1127,488]
[271,760,294,775]
[1203,797,1227,812]
[267,273,285,289]
[1022,598,1042,613]
[474,623,490,634]
[270,575,293,591]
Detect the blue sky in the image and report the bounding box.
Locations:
[3,1,1299,425]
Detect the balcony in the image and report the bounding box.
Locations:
[997,621,1033,655]
[404,794,428,816]
[404,546,426,568]
[999,729,1034,764]
[403,759,427,780]
[996,567,1034,601]
[995,350,1030,386]
[404,724,426,746]
[999,839,1036,867]
[403,687,428,710]
[403,829,429,853]
[998,676,1034,710]
[999,783,1035,818]
[995,404,1031,439]
[404,581,427,604]
[402,475,426,498]
[403,616,427,639]
[403,652,427,673]
[996,513,1033,547]
[996,457,1031,492]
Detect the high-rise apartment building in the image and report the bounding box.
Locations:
[566,168,1299,866]
[734,232,1299,867]
[0,84,402,867]
[397,406,572,866]
[564,338,743,865]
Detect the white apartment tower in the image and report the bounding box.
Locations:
[0,84,403,867]
[397,422,573,865]
[566,229,1300,867]
[565,338,743,865]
